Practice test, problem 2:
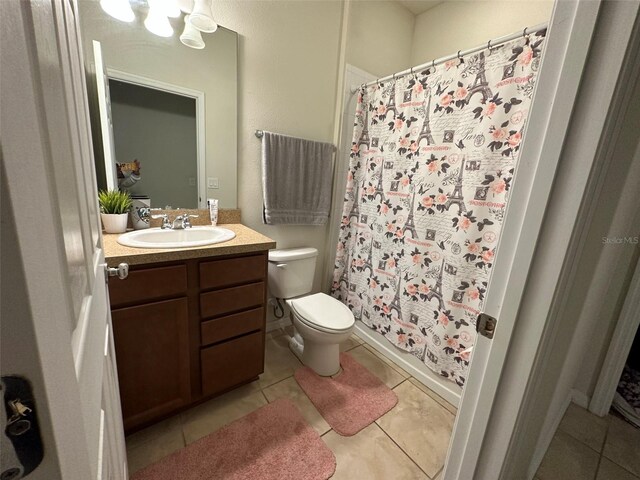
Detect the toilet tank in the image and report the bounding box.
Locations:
[268,248,318,299]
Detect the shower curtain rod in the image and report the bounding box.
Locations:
[350,22,548,93]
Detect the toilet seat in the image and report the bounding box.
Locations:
[288,293,354,334]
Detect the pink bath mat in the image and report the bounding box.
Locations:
[295,352,398,436]
[131,398,336,480]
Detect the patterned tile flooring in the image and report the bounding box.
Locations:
[535,403,640,480]
[126,328,457,479]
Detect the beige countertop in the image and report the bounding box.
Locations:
[103,224,276,267]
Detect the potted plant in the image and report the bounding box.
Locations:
[98,190,132,234]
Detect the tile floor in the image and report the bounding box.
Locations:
[126,328,457,479]
[535,403,640,480]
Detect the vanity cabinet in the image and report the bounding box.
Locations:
[108,251,268,432]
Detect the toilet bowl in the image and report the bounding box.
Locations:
[287,293,354,376]
[268,248,355,376]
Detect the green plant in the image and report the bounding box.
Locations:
[98,190,132,214]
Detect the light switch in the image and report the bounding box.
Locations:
[188,177,196,186]
[207,177,219,189]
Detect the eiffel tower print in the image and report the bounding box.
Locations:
[444,157,467,214]
[362,237,375,276]
[386,84,399,119]
[357,110,371,150]
[417,90,435,146]
[465,52,493,104]
[373,161,386,202]
[348,179,365,221]
[402,189,418,239]
[425,259,445,311]
[388,269,403,320]
[339,250,352,289]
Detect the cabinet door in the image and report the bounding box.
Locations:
[112,298,190,431]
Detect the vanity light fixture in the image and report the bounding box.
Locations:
[144,0,174,37]
[188,0,218,33]
[100,0,135,23]
[159,0,182,18]
[176,0,194,14]
[180,15,205,49]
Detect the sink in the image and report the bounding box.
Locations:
[117,226,236,249]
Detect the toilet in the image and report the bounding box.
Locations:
[268,247,355,376]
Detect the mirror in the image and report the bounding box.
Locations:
[79,0,238,209]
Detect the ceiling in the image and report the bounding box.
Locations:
[396,0,444,15]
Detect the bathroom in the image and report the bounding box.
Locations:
[1,0,639,479]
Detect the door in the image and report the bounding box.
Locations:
[444,1,603,478]
[1,0,126,478]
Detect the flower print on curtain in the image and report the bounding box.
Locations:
[331,31,547,387]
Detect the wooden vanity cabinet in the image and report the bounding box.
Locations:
[108,251,268,432]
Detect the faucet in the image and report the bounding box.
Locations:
[151,211,199,230]
[172,212,197,230]
[151,213,171,229]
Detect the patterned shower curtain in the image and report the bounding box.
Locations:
[331,31,547,387]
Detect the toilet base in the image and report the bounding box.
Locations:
[290,336,341,377]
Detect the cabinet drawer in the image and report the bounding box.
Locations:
[201,331,264,396]
[109,265,187,308]
[201,307,264,346]
[200,282,265,318]
[199,254,266,290]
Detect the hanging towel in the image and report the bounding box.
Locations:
[261,131,334,225]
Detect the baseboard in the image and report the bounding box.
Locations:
[571,389,590,409]
[353,322,462,406]
[528,392,573,479]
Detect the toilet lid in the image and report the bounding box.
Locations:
[288,293,354,332]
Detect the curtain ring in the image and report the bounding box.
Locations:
[522,27,528,38]
[487,39,492,50]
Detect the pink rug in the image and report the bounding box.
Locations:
[131,398,336,480]
[295,352,398,436]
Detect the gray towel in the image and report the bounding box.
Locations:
[261,131,334,225]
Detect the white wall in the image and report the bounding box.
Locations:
[79,0,238,208]
[410,0,554,66]
[211,0,344,302]
[346,0,416,77]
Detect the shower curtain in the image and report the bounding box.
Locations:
[332,31,547,387]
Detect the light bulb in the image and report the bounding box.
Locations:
[100,0,135,23]
[144,7,173,37]
[160,0,181,18]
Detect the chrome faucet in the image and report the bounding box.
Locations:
[151,213,172,229]
[172,212,198,230]
[151,211,199,230]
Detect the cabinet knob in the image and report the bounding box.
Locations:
[105,263,129,280]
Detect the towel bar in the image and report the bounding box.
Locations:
[254,130,336,151]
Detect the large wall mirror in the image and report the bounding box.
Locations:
[79,0,238,209]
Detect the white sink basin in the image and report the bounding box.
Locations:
[117,226,236,249]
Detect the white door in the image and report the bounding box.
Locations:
[444,1,603,479]
[1,0,127,479]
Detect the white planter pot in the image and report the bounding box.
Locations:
[101,213,129,234]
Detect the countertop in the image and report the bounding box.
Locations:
[103,224,276,267]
